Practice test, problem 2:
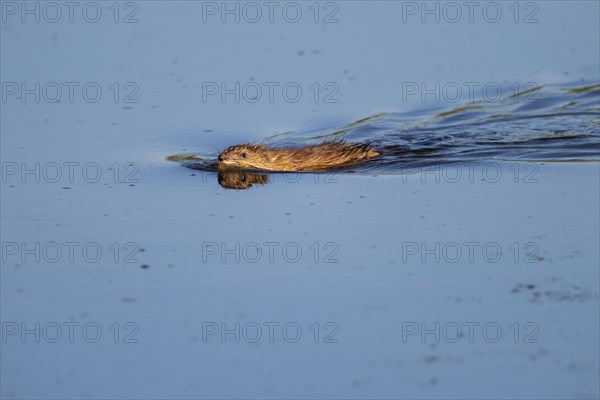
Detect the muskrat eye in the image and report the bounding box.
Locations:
[241,152,247,158]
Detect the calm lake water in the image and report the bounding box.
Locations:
[1,1,599,399]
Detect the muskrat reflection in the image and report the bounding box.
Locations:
[218,171,269,190]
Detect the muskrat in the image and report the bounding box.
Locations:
[217,141,380,172]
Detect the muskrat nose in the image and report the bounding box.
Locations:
[217,155,223,162]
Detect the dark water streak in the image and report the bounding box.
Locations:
[174,82,600,174]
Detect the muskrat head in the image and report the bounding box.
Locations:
[217,144,270,170]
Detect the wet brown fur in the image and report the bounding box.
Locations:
[217,141,380,172]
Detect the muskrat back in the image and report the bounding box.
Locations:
[217,141,380,172]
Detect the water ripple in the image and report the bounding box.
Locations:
[173,81,600,173]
